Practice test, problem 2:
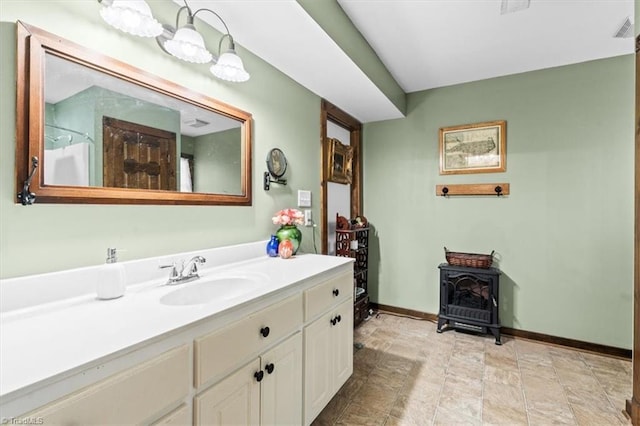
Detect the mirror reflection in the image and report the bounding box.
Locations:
[44,54,243,195]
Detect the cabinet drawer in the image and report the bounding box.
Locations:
[28,345,189,424]
[195,293,302,388]
[304,271,352,321]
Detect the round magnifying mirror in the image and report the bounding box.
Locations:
[266,148,287,179]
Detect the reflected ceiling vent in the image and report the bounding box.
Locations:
[614,16,634,39]
[184,118,210,128]
[500,0,530,15]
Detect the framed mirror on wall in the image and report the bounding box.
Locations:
[16,21,252,206]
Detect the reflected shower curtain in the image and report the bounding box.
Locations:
[44,143,89,186]
[180,157,193,192]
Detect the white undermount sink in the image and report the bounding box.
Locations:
[159,273,269,306]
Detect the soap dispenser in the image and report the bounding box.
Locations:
[96,248,126,300]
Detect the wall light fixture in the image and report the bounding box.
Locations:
[98,0,250,82]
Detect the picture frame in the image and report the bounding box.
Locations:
[439,120,506,175]
[327,138,353,184]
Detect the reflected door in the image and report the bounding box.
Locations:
[103,117,177,190]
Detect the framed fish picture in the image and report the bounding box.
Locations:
[439,120,506,175]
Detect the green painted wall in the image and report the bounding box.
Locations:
[363,56,635,349]
[0,1,322,277]
[194,128,242,194]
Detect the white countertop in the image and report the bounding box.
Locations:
[0,251,353,402]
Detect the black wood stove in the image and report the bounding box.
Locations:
[437,263,501,344]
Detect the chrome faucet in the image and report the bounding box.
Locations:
[160,256,206,285]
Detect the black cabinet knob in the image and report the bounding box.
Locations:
[336,314,342,323]
[254,370,264,382]
[333,288,339,297]
[265,363,275,374]
[260,326,270,338]
[330,317,337,326]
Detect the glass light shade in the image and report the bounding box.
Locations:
[163,24,213,64]
[210,50,250,82]
[100,0,163,37]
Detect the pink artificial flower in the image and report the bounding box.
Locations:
[272,208,304,226]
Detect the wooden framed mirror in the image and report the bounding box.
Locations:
[15,21,252,205]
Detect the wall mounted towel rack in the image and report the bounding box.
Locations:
[436,183,510,197]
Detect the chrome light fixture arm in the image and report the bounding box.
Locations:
[98,0,249,81]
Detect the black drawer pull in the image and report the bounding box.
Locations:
[265,363,275,374]
[254,370,264,382]
[260,326,270,338]
[333,288,339,297]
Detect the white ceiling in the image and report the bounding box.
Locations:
[185,1,635,123]
[338,0,635,93]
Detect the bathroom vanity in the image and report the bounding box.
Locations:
[0,241,353,425]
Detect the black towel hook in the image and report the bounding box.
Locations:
[18,156,38,206]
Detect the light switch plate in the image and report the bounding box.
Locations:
[297,190,311,207]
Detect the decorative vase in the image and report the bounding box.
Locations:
[278,239,294,259]
[266,235,279,257]
[275,225,302,255]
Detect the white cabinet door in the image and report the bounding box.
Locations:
[303,298,354,425]
[333,298,354,390]
[194,359,260,426]
[261,332,302,426]
[304,311,334,425]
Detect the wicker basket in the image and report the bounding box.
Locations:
[444,247,494,269]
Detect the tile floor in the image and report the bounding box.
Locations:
[312,312,632,425]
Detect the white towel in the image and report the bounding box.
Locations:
[180,157,193,192]
[44,143,89,186]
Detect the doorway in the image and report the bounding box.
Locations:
[320,100,362,255]
[629,34,639,425]
[102,116,177,190]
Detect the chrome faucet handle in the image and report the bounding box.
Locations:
[159,262,180,282]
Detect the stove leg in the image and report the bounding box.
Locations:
[489,327,502,345]
[437,317,448,333]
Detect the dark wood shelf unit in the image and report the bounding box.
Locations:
[335,219,370,327]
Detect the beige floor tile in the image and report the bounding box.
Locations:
[447,357,485,382]
[551,355,589,373]
[389,391,438,423]
[571,403,630,425]
[314,313,632,426]
[348,380,401,414]
[527,402,576,425]
[555,367,600,389]
[483,381,525,408]
[335,402,388,426]
[368,367,408,392]
[484,364,522,386]
[582,353,632,375]
[519,358,557,381]
[482,400,528,425]
[434,396,483,425]
[563,385,616,412]
[442,374,483,399]
[548,346,585,360]
[485,350,519,371]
